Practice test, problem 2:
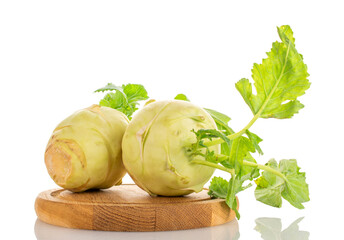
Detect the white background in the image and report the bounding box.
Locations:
[1,0,343,239]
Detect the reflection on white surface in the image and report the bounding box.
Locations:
[254,217,309,240]
[34,218,240,240]
[35,216,309,239]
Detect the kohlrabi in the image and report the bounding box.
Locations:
[121,100,220,196]
[45,83,149,192]
[45,105,129,192]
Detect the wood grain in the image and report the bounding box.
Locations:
[35,184,237,231]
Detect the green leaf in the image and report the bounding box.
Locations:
[94,83,128,101]
[123,84,149,118]
[246,130,263,155]
[208,176,228,199]
[254,159,309,208]
[204,108,231,126]
[278,25,296,45]
[124,84,149,104]
[174,93,190,101]
[204,108,234,156]
[208,176,241,219]
[226,136,255,172]
[221,136,260,220]
[226,172,256,220]
[255,160,284,208]
[101,92,126,109]
[95,83,149,119]
[99,98,111,108]
[226,175,241,219]
[280,159,310,209]
[235,25,310,119]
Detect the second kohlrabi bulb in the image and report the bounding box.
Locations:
[122,100,220,196]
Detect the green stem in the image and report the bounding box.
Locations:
[203,41,291,148]
[202,138,223,147]
[191,159,235,175]
[195,151,288,181]
[215,154,229,162]
[242,160,287,181]
[203,114,259,147]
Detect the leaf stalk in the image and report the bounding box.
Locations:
[190,159,235,175]
[242,160,287,181]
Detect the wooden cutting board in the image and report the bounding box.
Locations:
[35,184,237,232]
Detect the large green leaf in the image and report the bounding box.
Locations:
[235,25,310,119]
[254,159,309,208]
[280,159,310,209]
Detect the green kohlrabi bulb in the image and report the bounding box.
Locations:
[45,105,129,192]
[122,100,220,196]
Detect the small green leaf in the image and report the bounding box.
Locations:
[99,98,111,108]
[204,108,234,156]
[246,130,263,155]
[204,108,231,125]
[124,84,149,103]
[191,128,232,163]
[101,92,126,109]
[235,78,256,114]
[208,176,229,199]
[278,25,296,45]
[94,83,127,99]
[174,93,190,101]
[95,83,149,119]
[209,176,241,219]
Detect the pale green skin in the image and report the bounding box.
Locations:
[122,100,220,196]
[45,105,129,192]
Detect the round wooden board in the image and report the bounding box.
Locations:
[35,184,237,232]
